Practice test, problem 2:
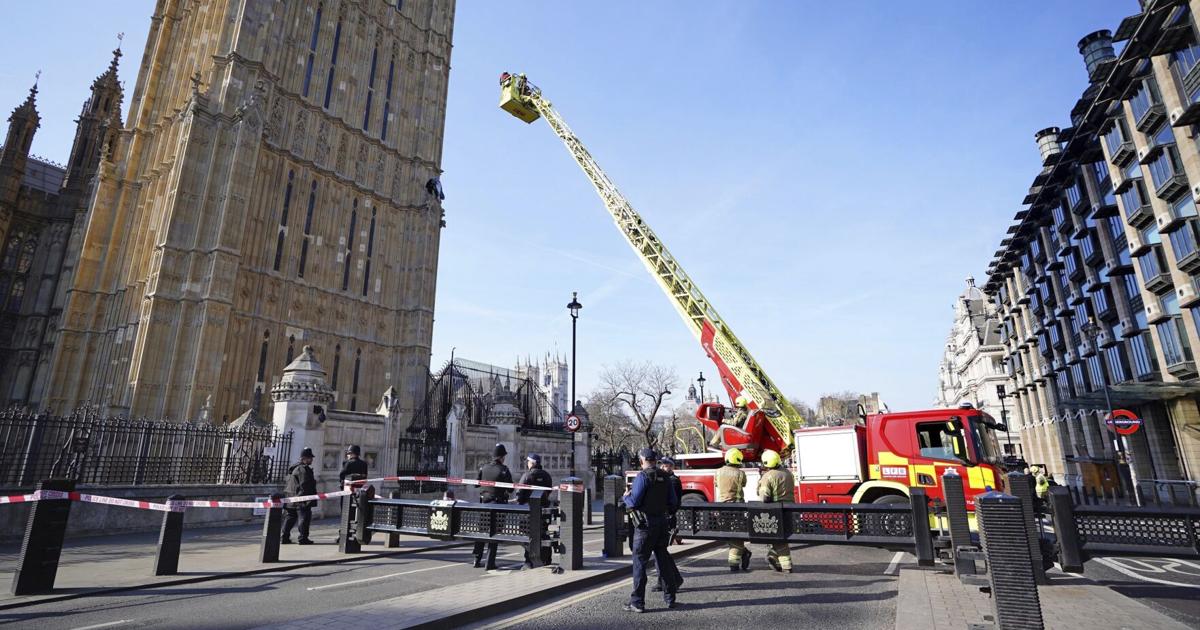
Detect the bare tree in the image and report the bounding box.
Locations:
[597,360,679,451]
[669,402,707,454]
[584,390,639,454]
[788,397,817,425]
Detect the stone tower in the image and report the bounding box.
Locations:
[40,0,454,424]
[0,83,40,250]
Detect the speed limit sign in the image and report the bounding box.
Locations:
[565,415,581,432]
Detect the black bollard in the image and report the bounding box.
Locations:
[356,484,375,545]
[339,487,360,554]
[152,494,186,576]
[260,493,284,563]
[559,478,584,570]
[387,490,402,548]
[1047,487,1083,573]
[941,470,974,576]
[909,488,934,567]
[977,491,1045,630]
[11,479,75,595]
[585,487,593,525]
[1006,472,1047,584]
[602,475,625,559]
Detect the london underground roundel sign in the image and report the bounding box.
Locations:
[1105,409,1142,436]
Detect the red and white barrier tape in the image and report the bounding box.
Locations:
[0,475,585,511]
[0,488,353,512]
[346,475,584,494]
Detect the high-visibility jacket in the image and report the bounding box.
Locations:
[758,467,795,503]
[715,464,746,502]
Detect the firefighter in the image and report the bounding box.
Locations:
[472,444,513,570]
[1030,465,1050,500]
[757,449,795,573]
[623,448,680,612]
[716,447,751,571]
[709,396,751,447]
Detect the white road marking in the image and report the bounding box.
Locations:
[70,622,133,630]
[476,547,727,629]
[307,563,448,591]
[884,551,909,575]
[1094,557,1200,589]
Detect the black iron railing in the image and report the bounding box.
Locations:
[674,499,926,549]
[1049,486,1200,571]
[0,408,292,487]
[367,496,556,545]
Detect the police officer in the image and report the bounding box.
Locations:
[472,444,513,569]
[652,456,685,593]
[339,445,369,485]
[757,449,795,573]
[516,453,553,568]
[623,448,680,613]
[716,448,751,571]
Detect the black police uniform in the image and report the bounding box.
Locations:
[338,457,368,484]
[516,465,553,566]
[627,467,681,610]
[473,458,513,569]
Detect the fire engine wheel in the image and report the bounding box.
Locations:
[870,494,911,536]
[681,493,705,504]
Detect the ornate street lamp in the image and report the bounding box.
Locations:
[567,291,582,476]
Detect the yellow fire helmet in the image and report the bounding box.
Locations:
[734,396,748,408]
[725,448,744,465]
[761,449,782,469]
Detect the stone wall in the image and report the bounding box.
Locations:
[0,483,281,542]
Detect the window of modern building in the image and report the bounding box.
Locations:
[1168,220,1200,263]
[323,17,343,110]
[273,170,295,272]
[1129,77,1163,125]
[1066,179,1084,209]
[1147,144,1186,194]
[1139,245,1167,282]
[1086,355,1104,391]
[1053,203,1068,230]
[1130,331,1156,378]
[1070,363,1088,394]
[302,4,322,98]
[363,46,378,131]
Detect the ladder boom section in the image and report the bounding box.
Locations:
[499,73,803,446]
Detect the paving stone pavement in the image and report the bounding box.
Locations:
[894,568,1192,630]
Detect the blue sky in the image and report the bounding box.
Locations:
[0,1,1135,412]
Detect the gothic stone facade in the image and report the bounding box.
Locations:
[4,0,454,426]
[0,51,124,406]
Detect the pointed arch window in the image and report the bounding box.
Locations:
[256,330,271,384]
[273,171,294,272]
[286,335,296,364]
[332,344,342,390]
[298,179,317,278]
[323,16,343,110]
[351,348,362,410]
[381,55,396,140]
[363,46,379,131]
[302,4,323,98]
[362,208,376,297]
[343,200,357,291]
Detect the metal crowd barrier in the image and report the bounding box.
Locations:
[354,477,587,570]
[1047,485,1200,572]
[608,487,934,566]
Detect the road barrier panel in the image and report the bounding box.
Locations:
[977,491,1045,630]
[10,479,74,595]
[153,494,185,576]
[386,490,403,548]
[1048,485,1200,570]
[363,493,563,567]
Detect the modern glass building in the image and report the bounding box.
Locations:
[985,0,1200,502]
